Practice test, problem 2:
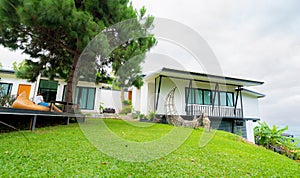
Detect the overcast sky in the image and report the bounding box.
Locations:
[0,0,299,136]
[132,0,300,136]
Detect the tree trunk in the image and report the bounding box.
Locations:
[120,87,125,109]
[65,53,80,103]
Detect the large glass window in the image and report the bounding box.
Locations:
[186,87,234,107]
[220,92,227,106]
[0,83,13,97]
[63,86,95,110]
[38,79,58,102]
[195,89,203,104]
[203,90,211,105]
[227,92,234,107]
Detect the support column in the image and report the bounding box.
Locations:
[30,115,37,131]
[155,76,162,111]
[212,83,219,116]
[240,88,244,118]
[234,87,240,116]
[185,80,193,115]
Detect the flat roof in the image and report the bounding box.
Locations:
[241,88,265,98]
[145,67,264,87]
[0,69,15,74]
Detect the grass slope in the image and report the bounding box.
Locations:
[1,119,299,177]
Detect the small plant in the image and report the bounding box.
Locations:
[122,100,132,106]
[147,111,156,120]
[120,105,132,115]
[133,111,141,119]
[99,102,104,114]
[139,114,146,119]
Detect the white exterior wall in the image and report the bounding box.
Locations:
[140,82,149,114]
[95,89,128,114]
[246,121,259,143]
[154,77,188,115]
[242,92,261,143]
[54,80,128,114]
[242,92,260,118]
[0,73,37,100]
[132,87,141,112]
[147,83,155,112]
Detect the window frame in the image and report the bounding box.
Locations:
[0,82,13,97]
[186,87,234,107]
[63,85,96,110]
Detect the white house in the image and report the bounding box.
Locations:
[1,67,264,142]
[131,67,265,142]
[0,69,128,114]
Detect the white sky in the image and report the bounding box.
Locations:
[132,0,300,136]
[0,0,299,136]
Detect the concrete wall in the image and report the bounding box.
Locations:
[246,121,258,143]
[242,92,260,118]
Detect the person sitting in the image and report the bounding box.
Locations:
[34,93,62,112]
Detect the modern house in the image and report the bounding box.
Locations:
[0,69,128,114]
[131,68,265,142]
[1,67,265,142]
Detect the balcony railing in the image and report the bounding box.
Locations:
[186,104,243,118]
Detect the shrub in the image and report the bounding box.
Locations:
[99,102,104,113]
[0,94,16,107]
[122,100,132,106]
[132,111,141,119]
[120,106,132,114]
[254,121,300,160]
[147,111,156,120]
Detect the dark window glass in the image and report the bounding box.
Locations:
[185,87,234,107]
[195,89,203,104]
[0,83,13,97]
[63,85,95,110]
[227,92,234,107]
[203,90,211,105]
[220,92,227,106]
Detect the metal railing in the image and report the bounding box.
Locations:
[186,104,243,118]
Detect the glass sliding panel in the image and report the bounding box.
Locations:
[212,90,218,106]
[73,87,96,110]
[80,88,88,109]
[186,88,194,104]
[203,90,211,105]
[75,87,79,104]
[227,92,234,107]
[220,92,227,106]
[195,89,203,104]
[87,88,95,110]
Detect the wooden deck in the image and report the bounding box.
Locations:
[0,107,85,131]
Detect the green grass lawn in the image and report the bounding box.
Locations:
[1,118,299,177]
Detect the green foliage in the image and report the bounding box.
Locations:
[147,111,156,120]
[254,122,288,147]
[120,105,132,115]
[132,111,141,119]
[0,119,299,177]
[99,102,104,114]
[122,100,132,106]
[0,94,15,107]
[0,0,156,102]
[254,121,299,160]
